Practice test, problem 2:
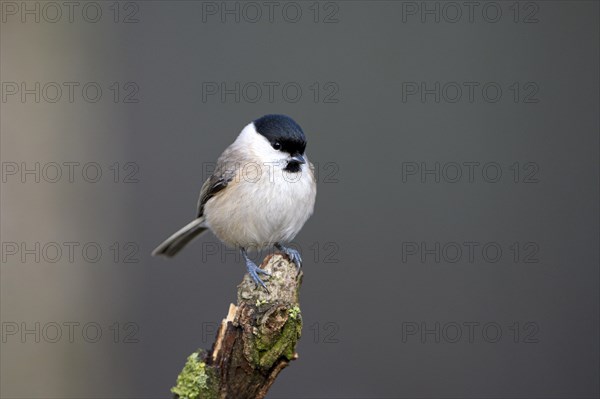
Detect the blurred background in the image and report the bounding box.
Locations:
[1,1,598,398]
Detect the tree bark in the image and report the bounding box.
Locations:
[171,253,303,399]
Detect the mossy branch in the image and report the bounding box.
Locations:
[172,254,303,399]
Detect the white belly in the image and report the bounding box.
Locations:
[203,162,316,250]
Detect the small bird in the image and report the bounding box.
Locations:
[152,114,317,290]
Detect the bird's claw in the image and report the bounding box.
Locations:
[275,244,302,274]
[244,258,271,293]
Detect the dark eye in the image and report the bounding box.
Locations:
[272,142,282,150]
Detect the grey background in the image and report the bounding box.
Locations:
[1,1,598,398]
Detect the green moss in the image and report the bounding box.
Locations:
[288,306,301,320]
[171,351,218,399]
[257,316,302,369]
[255,298,267,307]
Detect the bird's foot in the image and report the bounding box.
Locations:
[275,243,302,273]
[243,254,271,292]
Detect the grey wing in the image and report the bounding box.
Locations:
[196,174,229,217]
[196,158,238,217]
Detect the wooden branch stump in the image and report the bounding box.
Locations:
[172,253,303,399]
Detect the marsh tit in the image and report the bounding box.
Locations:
[152,114,317,290]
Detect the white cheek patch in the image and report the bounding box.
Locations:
[233,123,290,165]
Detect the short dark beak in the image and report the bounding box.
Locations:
[289,154,306,164]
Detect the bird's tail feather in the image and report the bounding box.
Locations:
[152,218,208,257]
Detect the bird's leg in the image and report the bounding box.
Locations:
[275,243,302,273]
[240,248,270,292]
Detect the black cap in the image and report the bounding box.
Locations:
[253,114,306,155]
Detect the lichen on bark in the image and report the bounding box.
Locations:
[172,254,303,399]
[171,350,219,399]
